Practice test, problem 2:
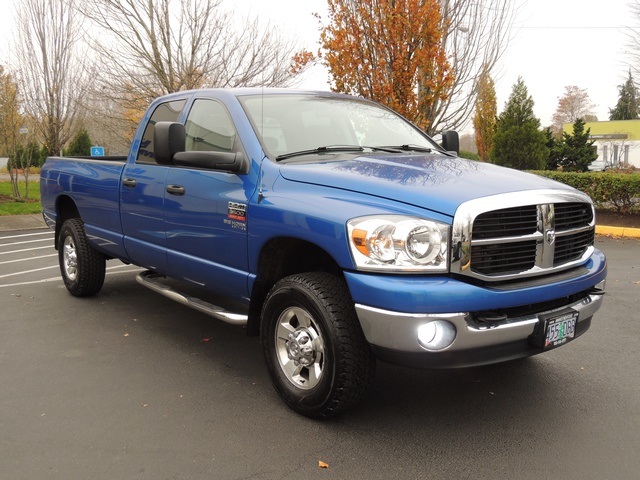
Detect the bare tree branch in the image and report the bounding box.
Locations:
[13,0,91,156]
[430,0,516,134]
[75,0,305,143]
[80,0,302,112]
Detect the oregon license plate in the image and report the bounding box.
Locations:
[543,311,578,349]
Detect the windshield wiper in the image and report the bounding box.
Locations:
[275,146,364,162]
[379,144,433,153]
[362,145,404,153]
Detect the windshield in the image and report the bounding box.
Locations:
[239,94,440,160]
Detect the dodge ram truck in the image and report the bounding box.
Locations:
[40,89,607,418]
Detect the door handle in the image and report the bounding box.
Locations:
[166,185,185,195]
[122,178,137,188]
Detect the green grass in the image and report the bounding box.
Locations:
[0,180,42,216]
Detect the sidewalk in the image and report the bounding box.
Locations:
[1,213,639,238]
[0,214,48,232]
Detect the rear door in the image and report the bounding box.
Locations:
[120,97,187,272]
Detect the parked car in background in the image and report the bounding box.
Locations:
[588,160,608,171]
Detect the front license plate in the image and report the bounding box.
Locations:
[543,311,578,350]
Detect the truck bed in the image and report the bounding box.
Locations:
[40,156,128,258]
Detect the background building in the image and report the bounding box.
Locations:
[565,120,640,169]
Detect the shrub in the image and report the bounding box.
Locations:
[459,150,480,161]
[531,170,640,213]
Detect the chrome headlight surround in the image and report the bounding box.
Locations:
[347,215,450,273]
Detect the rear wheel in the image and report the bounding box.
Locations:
[261,272,375,418]
[58,218,106,296]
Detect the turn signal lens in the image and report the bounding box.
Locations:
[352,228,369,256]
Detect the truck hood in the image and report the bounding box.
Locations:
[278,153,574,217]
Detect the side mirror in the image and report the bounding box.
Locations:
[154,121,185,165]
[153,121,248,173]
[441,130,459,155]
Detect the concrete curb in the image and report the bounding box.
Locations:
[595,225,640,239]
[1,214,640,238]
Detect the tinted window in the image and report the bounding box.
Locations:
[136,100,186,164]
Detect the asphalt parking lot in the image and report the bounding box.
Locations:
[1,229,639,479]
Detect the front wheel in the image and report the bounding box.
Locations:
[58,218,106,297]
[261,272,375,419]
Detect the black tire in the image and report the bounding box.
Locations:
[58,218,106,297]
[261,272,376,419]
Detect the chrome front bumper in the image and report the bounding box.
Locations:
[355,288,605,368]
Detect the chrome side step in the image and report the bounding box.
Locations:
[136,271,248,326]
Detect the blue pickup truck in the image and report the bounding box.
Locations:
[40,89,607,418]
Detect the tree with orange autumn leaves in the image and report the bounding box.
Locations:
[473,70,497,162]
[317,0,454,134]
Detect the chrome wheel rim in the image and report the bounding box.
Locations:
[62,235,78,281]
[275,307,325,390]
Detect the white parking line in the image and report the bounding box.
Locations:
[0,254,58,265]
[0,238,53,247]
[1,276,61,287]
[0,246,55,255]
[0,265,58,279]
[0,231,52,240]
[0,265,144,288]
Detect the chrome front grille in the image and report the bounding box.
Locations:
[452,191,596,281]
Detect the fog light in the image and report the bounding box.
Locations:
[417,321,456,351]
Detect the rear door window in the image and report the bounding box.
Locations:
[136,99,186,164]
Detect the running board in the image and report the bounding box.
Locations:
[136,271,248,326]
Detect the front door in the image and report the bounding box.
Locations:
[163,98,256,300]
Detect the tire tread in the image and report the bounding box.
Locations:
[59,218,106,297]
[262,272,375,418]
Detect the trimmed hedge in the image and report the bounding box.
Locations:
[531,170,640,213]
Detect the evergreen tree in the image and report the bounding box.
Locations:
[559,118,598,172]
[64,128,92,156]
[491,77,548,170]
[544,127,563,170]
[38,145,48,167]
[609,70,640,120]
[473,71,497,162]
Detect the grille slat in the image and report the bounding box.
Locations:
[554,230,595,265]
[555,203,593,231]
[469,202,594,277]
[471,241,537,275]
[472,206,538,239]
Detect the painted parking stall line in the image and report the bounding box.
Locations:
[0,254,58,265]
[0,265,59,279]
[0,264,144,289]
[0,231,52,241]
[0,245,57,256]
[0,228,142,289]
[0,238,54,247]
[1,229,58,286]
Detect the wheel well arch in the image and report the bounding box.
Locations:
[246,237,344,336]
[53,195,81,249]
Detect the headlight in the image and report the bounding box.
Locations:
[347,216,449,272]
